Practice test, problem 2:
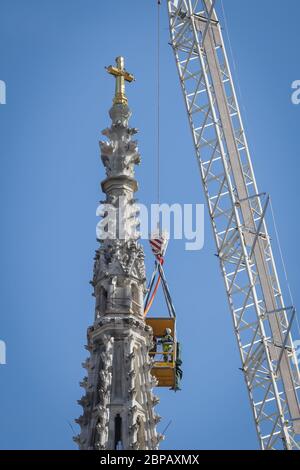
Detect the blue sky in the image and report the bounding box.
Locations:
[0,0,300,450]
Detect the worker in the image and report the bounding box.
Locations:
[160,328,174,363]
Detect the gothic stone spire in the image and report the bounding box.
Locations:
[74,58,162,450]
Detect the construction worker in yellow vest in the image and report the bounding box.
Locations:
[160,328,174,363]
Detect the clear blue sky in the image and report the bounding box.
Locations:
[0,0,300,450]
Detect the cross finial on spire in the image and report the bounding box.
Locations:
[106,56,135,105]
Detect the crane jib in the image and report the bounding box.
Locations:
[167,0,300,450]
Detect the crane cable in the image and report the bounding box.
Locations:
[157,0,161,210]
[221,0,300,340]
[220,0,250,134]
[269,198,300,338]
[144,0,162,319]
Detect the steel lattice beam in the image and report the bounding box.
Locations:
[167,0,300,450]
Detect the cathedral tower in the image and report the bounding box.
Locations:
[74,57,161,450]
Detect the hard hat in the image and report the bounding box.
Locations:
[165,328,172,335]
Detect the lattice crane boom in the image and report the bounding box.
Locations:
[167,0,300,450]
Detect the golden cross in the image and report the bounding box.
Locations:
[106,56,135,105]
